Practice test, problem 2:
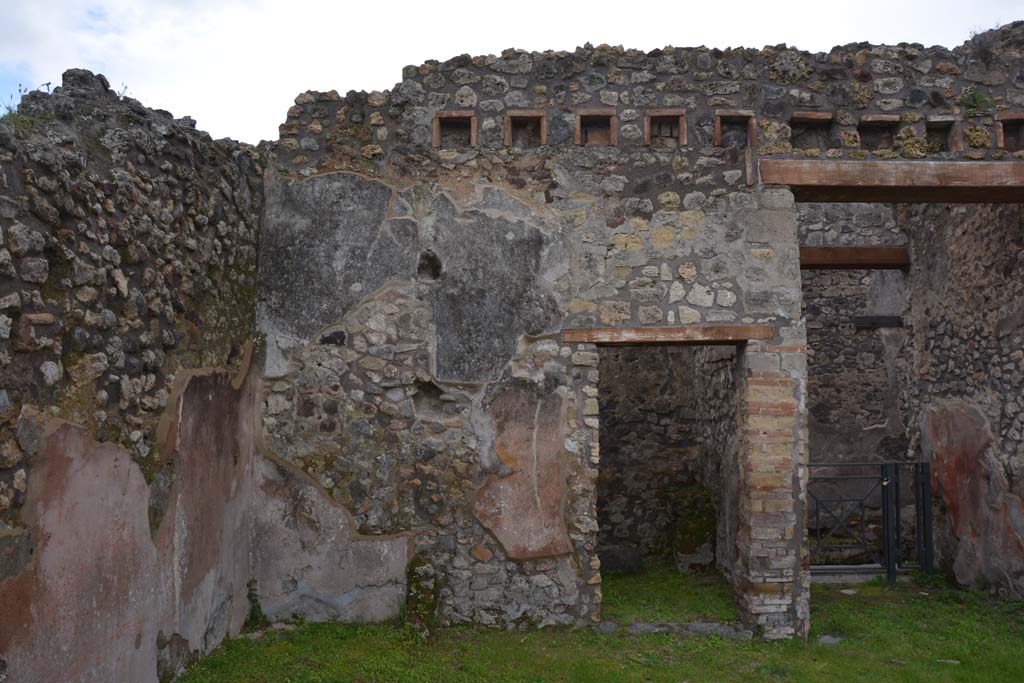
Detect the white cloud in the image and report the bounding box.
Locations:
[0,0,1018,143]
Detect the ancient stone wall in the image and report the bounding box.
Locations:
[798,203,905,247]
[796,197,1022,589]
[0,70,262,529]
[0,70,265,680]
[801,269,911,461]
[2,22,1023,674]
[257,22,1024,638]
[596,345,700,570]
[690,345,743,579]
[0,72,409,682]
[798,203,912,464]
[261,76,808,633]
[902,202,1024,597]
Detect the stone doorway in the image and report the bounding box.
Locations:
[595,344,743,586]
[566,323,810,638]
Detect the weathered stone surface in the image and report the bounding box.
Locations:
[419,193,559,382]
[260,177,559,382]
[254,456,410,622]
[0,69,262,536]
[472,380,572,559]
[259,171,408,370]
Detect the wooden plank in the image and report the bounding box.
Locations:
[859,114,900,124]
[791,111,833,122]
[853,315,904,329]
[760,160,1024,202]
[561,325,774,345]
[716,108,755,119]
[762,160,1024,188]
[800,247,909,270]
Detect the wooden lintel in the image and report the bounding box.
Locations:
[716,109,755,119]
[561,325,774,345]
[800,247,909,270]
[760,160,1024,203]
[859,114,900,124]
[853,315,904,329]
[791,111,833,123]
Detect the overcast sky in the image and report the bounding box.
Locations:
[1,1,1019,144]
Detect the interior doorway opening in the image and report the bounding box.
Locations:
[595,343,743,622]
[796,200,939,578]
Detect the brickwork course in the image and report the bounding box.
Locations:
[0,20,1023,681]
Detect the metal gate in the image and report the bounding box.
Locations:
[808,462,934,584]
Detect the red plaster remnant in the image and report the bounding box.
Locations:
[0,351,411,681]
[472,384,572,560]
[923,401,1024,593]
[0,367,256,682]
[0,424,162,681]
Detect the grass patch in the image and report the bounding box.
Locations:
[0,110,37,134]
[182,578,1024,683]
[601,564,737,623]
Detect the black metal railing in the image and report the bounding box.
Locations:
[808,461,933,584]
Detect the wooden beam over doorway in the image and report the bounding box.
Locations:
[759,160,1024,202]
[800,247,910,270]
[561,325,774,345]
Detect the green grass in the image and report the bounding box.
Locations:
[600,564,737,623]
[182,575,1024,683]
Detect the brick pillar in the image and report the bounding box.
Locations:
[735,324,810,639]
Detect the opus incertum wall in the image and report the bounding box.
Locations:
[2,21,1024,681]
[260,21,1024,641]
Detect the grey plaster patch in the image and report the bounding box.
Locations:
[253,456,410,623]
[259,171,414,345]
